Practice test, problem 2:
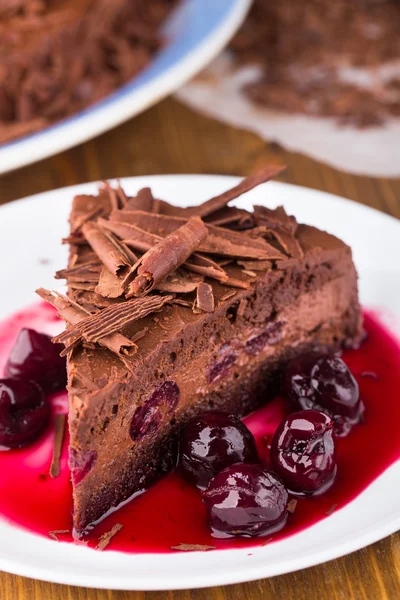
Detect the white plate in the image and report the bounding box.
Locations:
[0,176,399,590]
[0,0,250,175]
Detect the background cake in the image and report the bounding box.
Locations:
[0,0,177,143]
[230,0,400,127]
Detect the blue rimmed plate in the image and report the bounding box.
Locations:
[0,0,250,174]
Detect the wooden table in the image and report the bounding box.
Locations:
[0,98,399,600]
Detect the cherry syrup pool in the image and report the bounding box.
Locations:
[0,303,399,553]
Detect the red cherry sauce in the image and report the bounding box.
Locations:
[0,303,399,552]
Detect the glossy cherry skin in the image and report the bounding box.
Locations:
[270,410,337,495]
[202,463,288,538]
[179,412,259,489]
[283,353,364,436]
[5,328,66,393]
[0,378,49,449]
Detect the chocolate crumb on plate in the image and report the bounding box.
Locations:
[96,524,123,551]
[49,414,66,479]
[171,543,216,552]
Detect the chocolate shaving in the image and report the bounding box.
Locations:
[253,205,297,235]
[96,523,123,551]
[237,298,247,317]
[131,327,149,342]
[185,253,229,283]
[101,181,119,211]
[68,282,97,292]
[56,263,102,283]
[325,504,338,516]
[220,290,237,301]
[172,298,192,307]
[115,183,128,208]
[71,207,105,234]
[205,223,284,260]
[206,206,254,229]
[96,267,125,299]
[265,228,304,259]
[156,275,200,294]
[223,277,251,290]
[185,165,286,218]
[261,537,274,546]
[48,529,70,541]
[127,187,156,212]
[36,289,138,359]
[171,544,216,552]
[242,270,257,278]
[237,259,272,271]
[194,282,215,313]
[57,294,174,349]
[287,499,298,514]
[126,217,208,297]
[110,211,284,260]
[49,413,66,479]
[99,218,160,253]
[82,221,134,278]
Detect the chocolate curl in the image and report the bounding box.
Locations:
[70,207,105,234]
[266,229,304,259]
[126,217,208,297]
[101,181,119,211]
[81,222,134,278]
[96,267,125,298]
[56,294,174,350]
[185,253,229,283]
[185,165,286,218]
[237,259,273,271]
[125,187,155,212]
[193,283,215,313]
[253,205,303,258]
[156,272,201,293]
[36,288,138,359]
[55,262,102,283]
[99,218,160,253]
[206,207,254,229]
[110,211,284,260]
[253,205,297,235]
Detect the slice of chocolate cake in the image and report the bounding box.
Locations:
[38,167,362,534]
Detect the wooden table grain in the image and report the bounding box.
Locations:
[0,97,399,600]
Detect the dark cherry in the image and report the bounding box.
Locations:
[179,412,259,489]
[207,344,237,384]
[5,328,66,393]
[69,447,97,485]
[270,410,337,495]
[130,381,180,442]
[283,352,364,436]
[202,463,288,538]
[0,378,49,449]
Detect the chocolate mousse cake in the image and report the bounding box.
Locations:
[0,0,177,143]
[38,167,362,533]
[230,0,400,127]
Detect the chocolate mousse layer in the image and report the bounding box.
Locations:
[0,0,177,143]
[38,168,362,533]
